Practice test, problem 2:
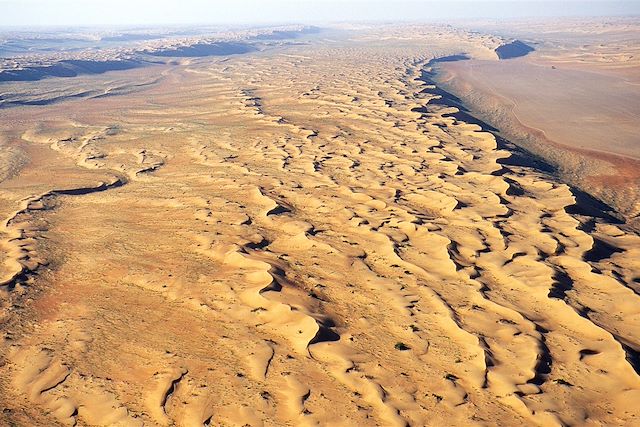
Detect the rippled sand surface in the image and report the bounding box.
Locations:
[0,30,639,426]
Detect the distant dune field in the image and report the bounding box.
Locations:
[0,23,639,427]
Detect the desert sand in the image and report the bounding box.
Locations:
[0,25,639,426]
[434,18,640,226]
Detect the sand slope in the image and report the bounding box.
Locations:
[0,30,639,426]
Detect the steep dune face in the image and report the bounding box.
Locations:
[434,57,640,226]
[432,19,640,227]
[0,32,639,426]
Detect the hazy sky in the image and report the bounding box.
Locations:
[1,0,638,27]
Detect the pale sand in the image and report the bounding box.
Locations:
[0,28,639,426]
[436,59,640,160]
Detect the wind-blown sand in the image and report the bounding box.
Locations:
[0,26,639,426]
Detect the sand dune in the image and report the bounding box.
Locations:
[0,25,639,426]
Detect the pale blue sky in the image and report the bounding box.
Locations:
[1,1,638,27]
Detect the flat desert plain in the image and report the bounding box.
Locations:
[0,24,639,427]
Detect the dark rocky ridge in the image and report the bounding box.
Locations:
[0,59,144,82]
[495,40,535,59]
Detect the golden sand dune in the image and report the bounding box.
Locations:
[0,30,639,426]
